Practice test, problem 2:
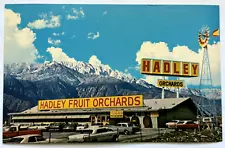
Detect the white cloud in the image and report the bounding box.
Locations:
[27,13,60,29]
[88,55,111,70]
[48,37,61,46]
[4,8,39,64]
[88,32,100,40]
[66,7,84,20]
[52,32,65,36]
[67,14,79,20]
[103,11,108,15]
[89,55,102,66]
[46,47,76,63]
[136,41,221,87]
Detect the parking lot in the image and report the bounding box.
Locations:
[42,128,173,143]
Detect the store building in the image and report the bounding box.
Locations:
[8,97,198,128]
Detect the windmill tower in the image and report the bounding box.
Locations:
[198,27,218,128]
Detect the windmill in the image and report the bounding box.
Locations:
[197,26,219,128]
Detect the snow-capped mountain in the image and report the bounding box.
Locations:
[169,87,221,100]
[54,61,136,83]
[4,61,136,84]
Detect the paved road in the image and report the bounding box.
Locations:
[43,128,173,143]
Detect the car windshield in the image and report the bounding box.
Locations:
[8,138,24,143]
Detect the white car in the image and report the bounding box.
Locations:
[165,120,180,128]
[68,127,119,142]
[4,134,63,144]
[76,123,88,131]
[28,124,50,131]
[106,123,140,135]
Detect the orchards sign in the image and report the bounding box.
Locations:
[157,79,184,88]
[38,95,143,110]
[141,58,199,77]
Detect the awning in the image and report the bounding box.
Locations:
[46,115,56,119]
[12,116,25,120]
[12,115,90,120]
[28,116,39,119]
[53,116,67,119]
[67,115,90,119]
[37,116,48,119]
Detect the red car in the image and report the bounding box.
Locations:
[3,125,42,139]
[175,120,199,130]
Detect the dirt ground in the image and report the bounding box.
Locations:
[145,128,222,143]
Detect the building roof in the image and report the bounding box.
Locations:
[144,98,190,110]
[9,98,191,115]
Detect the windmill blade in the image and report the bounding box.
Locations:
[212,29,219,37]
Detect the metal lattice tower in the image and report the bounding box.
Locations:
[197,27,218,127]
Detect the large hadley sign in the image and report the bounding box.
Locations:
[140,58,199,77]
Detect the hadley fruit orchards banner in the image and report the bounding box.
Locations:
[38,95,143,110]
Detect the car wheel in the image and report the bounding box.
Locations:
[124,130,129,135]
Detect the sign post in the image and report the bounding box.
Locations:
[176,77,180,98]
[157,79,184,98]
[162,77,165,99]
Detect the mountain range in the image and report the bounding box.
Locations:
[3,61,221,119]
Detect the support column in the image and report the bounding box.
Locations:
[162,87,165,99]
[150,112,159,128]
[151,117,158,128]
[176,88,179,98]
[139,116,145,129]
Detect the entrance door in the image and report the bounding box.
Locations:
[143,116,152,128]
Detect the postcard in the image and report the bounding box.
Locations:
[3,4,222,143]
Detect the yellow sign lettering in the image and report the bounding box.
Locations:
[38,95,143,110]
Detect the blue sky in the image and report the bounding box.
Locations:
[4,5,220,87]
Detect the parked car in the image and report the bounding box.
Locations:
[106,122,140,135]
[165,120,180,128]
[175,120,200,131]
[28,123,50,131]
[48,123,61,131]
[3,125,42,139]
[68,126,119,142]
[90,122,104,127]
[63,123,76,132]
[4,134,64,144]
[76,123,89,131]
